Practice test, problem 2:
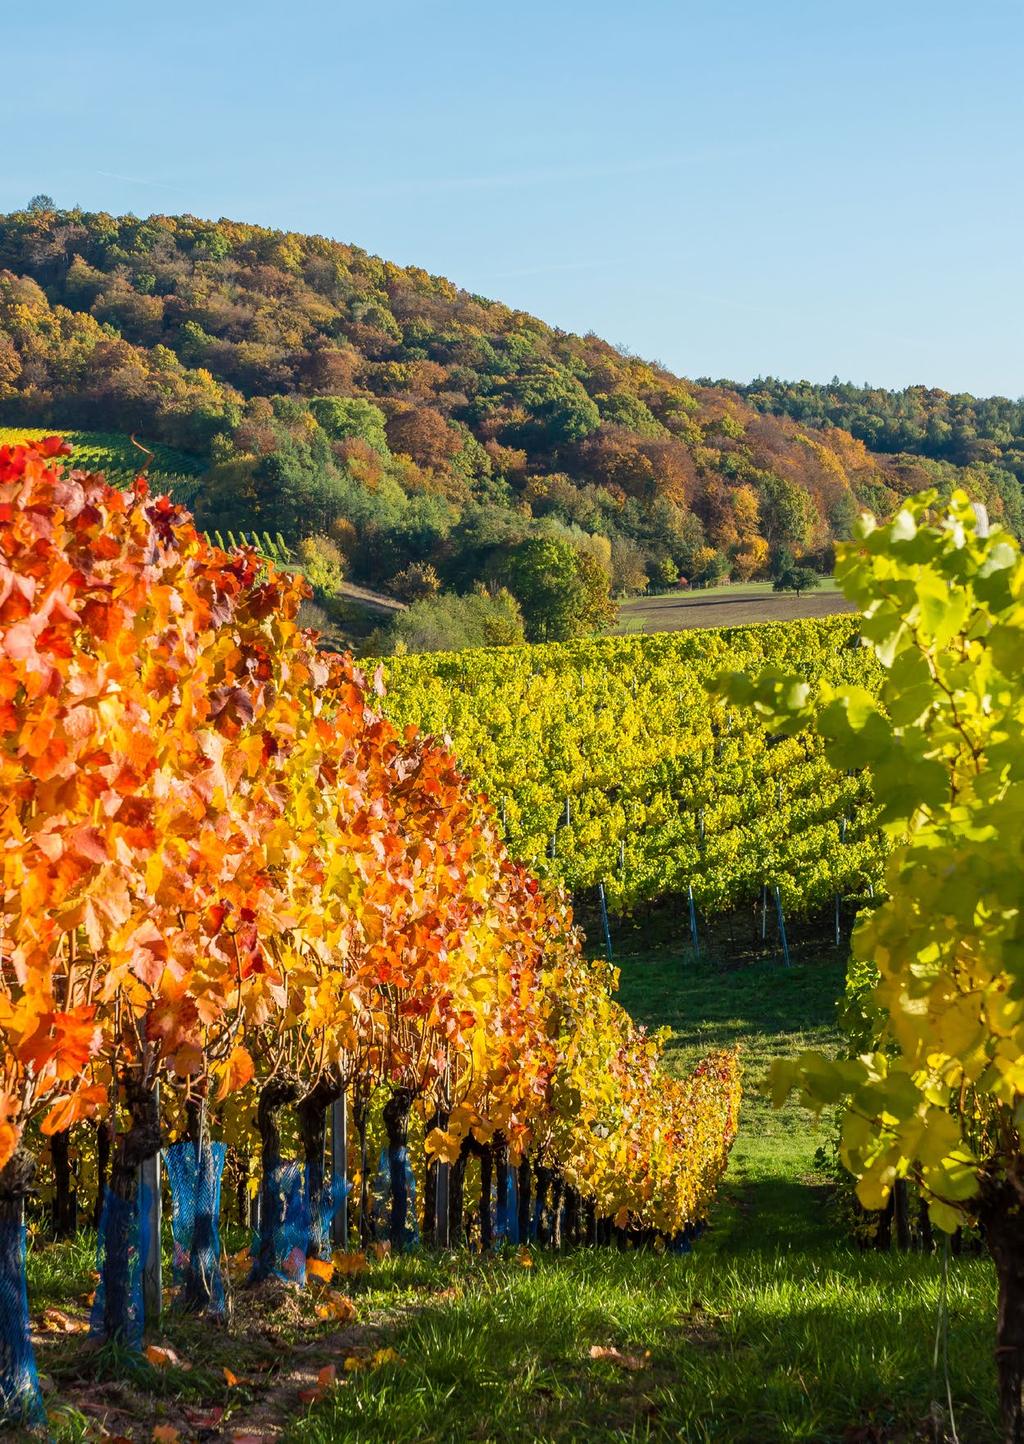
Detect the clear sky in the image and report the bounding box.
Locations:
[3,0,1021,396]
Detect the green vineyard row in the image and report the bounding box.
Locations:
[0,426,206,505]
[376,616,886,916]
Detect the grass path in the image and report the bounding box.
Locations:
[286,949,997,1443]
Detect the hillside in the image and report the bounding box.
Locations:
[1,204,1021,621]
[733,375,1024,478]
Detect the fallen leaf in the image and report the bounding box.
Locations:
[315,1291,357,1323]
[369,1347,403,1368]
[370,1241,391,1260]
[306,1257,334,1283]
[145,1344,185,1370]
[223,1366,242,1387]
[298,1363,340,1406]
[517,1247,534,1268]
[37,1307,88,1334]
[183,1406,224,1429]
[333,1250,367,1276]
[588,1344,649,1371]
[152,1428,180,1443]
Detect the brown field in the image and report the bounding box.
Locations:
[616,582,854,634]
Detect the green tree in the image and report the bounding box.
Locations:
[772,565,820,597]
[309,395,390,455]
[499,536,617,642]
[507,367,602,451]
[374,585,525,654]
[715,491,1024,1439]
[653,556,680,590]
[757,472,814,548]
[297,534,345,600]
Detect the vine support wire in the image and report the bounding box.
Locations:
[687,884,700,958]
[330,1095,348,1249]
[774,885,791,967]
[597,882,613,961]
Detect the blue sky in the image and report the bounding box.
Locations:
[3,0,1021,395]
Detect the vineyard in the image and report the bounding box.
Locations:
[0,428,206,508]
[375,620,887,920]
[0,438,741,1432]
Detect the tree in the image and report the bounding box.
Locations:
[772,565,820,597]
[506,367,602,452]
[297,534,346,600]
[386,406,462,469]
[731,535,770,580]
[757,472,814,548]
[389,561,442,604]
[610,536,649,595]
[653,556,680,590]
[26,194,54,212]
[309,395,390,455]
[691,545,730,587]
[498,536,617,642]
[716,491,1024,1441]
[376,585,525,653]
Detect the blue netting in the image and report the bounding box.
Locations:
[250,1162,309,1285]
[165,1140,227,1317]
[0,1215,45,1428]
[495,1166,519,1244]
[370,1147,419,1248]
[90,1179,148,1348]
[305,1167,350,1262]
[669,1221,704,1254]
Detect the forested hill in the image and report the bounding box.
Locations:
[0,204,1021,616]
[732,376,1024,479]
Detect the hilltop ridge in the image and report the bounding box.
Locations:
[0,205,1020,613]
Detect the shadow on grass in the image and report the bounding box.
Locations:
[285,1242,997,1444]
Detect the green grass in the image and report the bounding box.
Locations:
[286,944,998,1443]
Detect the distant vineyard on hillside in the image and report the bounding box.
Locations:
[0,427,206,507]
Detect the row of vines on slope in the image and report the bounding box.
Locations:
[374,619,887,918]
[0,439,739,1425]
